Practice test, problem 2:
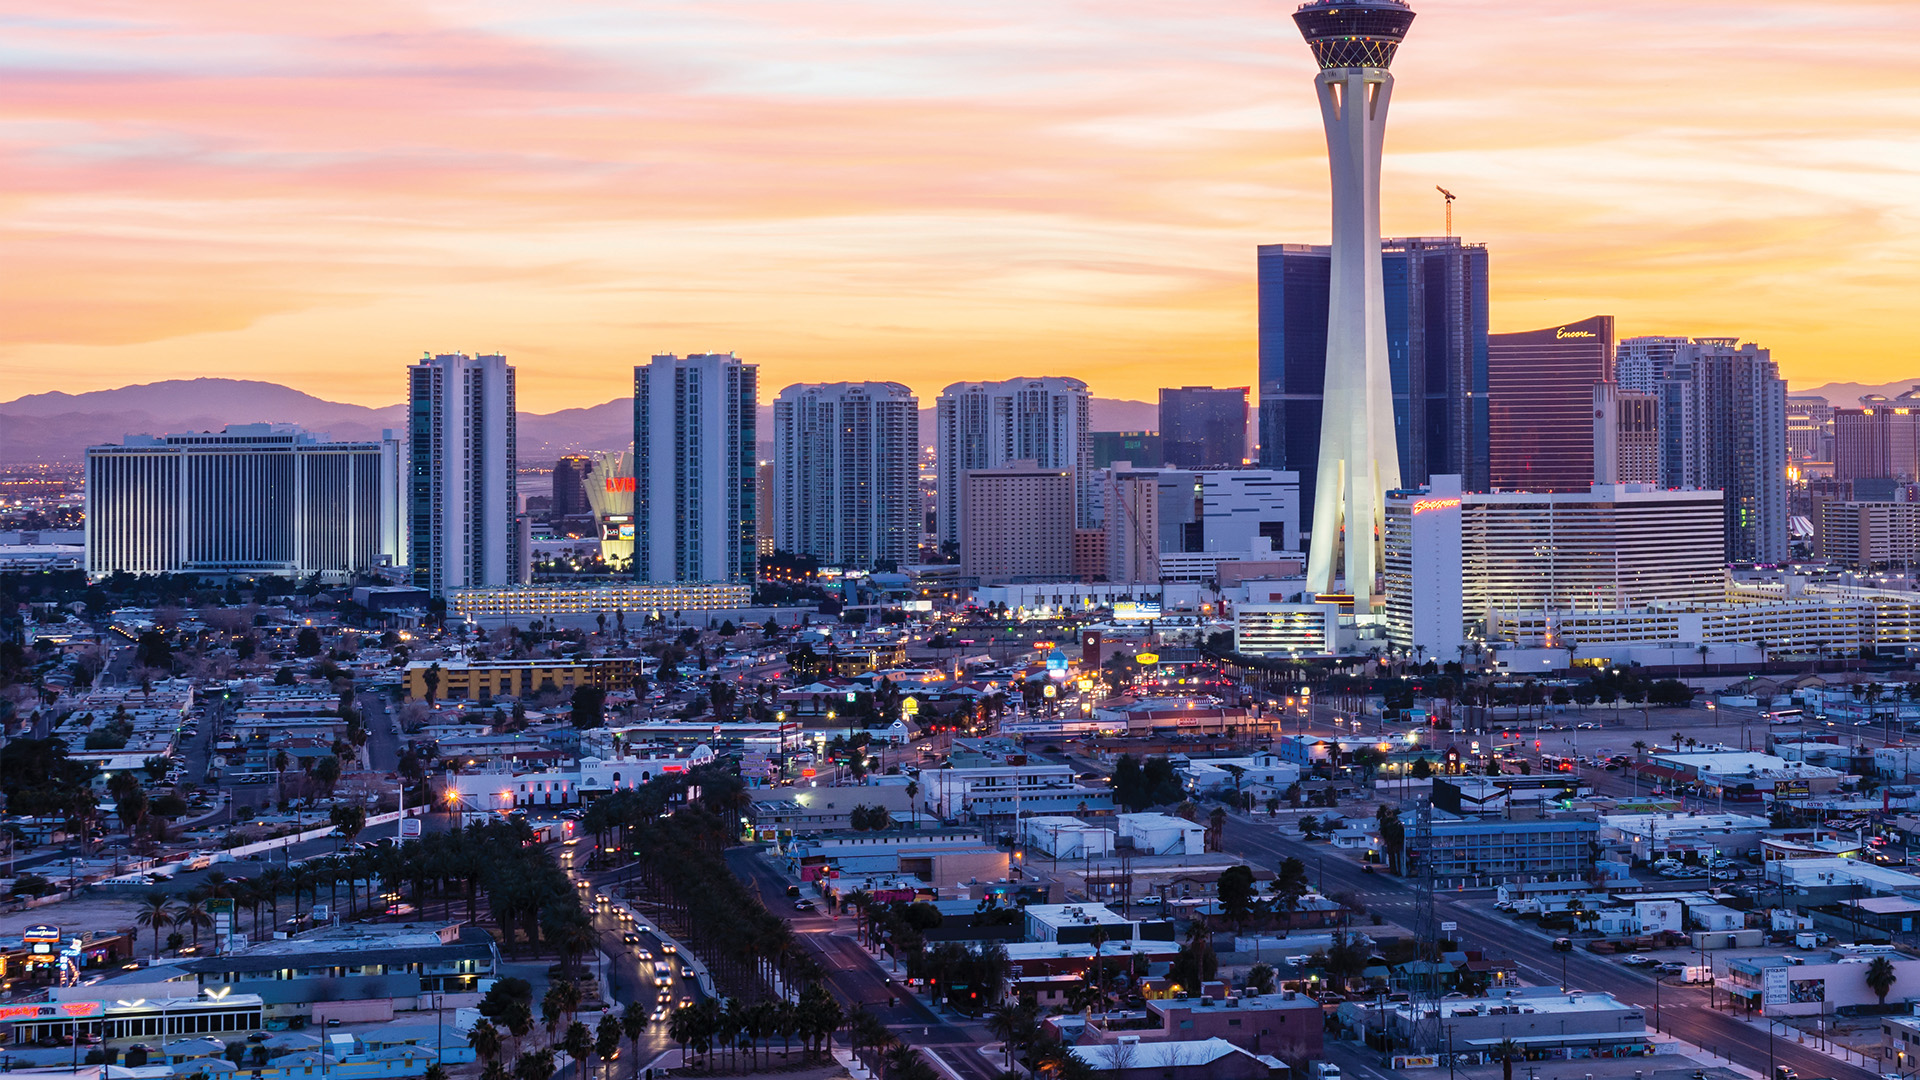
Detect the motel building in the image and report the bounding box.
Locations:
[3,990,266,1044]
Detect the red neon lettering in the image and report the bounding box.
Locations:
[605,477,636,493]
[1411,498,1461,514]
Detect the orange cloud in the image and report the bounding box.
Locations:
[2,0,1918,412]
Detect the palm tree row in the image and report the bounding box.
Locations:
[663,984,842,1072]
[155,818,593,968]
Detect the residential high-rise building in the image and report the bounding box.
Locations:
[772,382,919,570]
[550,454,592,527]
[1159,387,1248,469]
[1787,396,1835,469]
[86,424,397,579]
[1286,0,1422,598]
[1257,237,1489,561]
[408,352,520,596]
[1659,339,1788,563]
[935,378,1092,546]
[1593,383,1661,485]
[634,352,758,583]
[1614,336,1690,394]
[959,462,1075,584]
[1487,316,1615,493]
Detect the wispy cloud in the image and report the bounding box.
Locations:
[2,0,1917,409]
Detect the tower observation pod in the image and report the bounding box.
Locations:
[1294,0,1416,603]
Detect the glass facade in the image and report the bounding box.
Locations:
[1486,316,1615,493]
[1257,238,1489,536]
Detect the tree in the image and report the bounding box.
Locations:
[1246,962,1276,995]
[1491,1038,1522,1080]
[136,893,177,958]
[570,686,607,730]
[295,628,323,658]
[1217,865,1256,931]
[620,1004,648,1074]
[1298,815,1322,841]
[313,755,341,796]
[595,1016,621,1080]
[562,1021,592,1080]
[468,1020,502,1066]
[1868,955,1899,1005]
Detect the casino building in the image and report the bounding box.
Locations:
[1383,476,1729,655]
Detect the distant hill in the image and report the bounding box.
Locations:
[1,380,1162,464]
[1794,378,1920,407]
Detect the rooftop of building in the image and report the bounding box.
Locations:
[1394,987,1637,1021]
[1024,903,1135,929]
[182,923,494,974]
[1069,1038,1253,1071]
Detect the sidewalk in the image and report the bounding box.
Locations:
[1737,1014,1881,1074]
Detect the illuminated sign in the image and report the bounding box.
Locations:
[0,1002,103,1021]
[618,524,636,541]
[604,477,637,493]
[1555,327,1597,339]
[22,925,59,944]
[901,697,920,716]
[1135,653,1160,666]
[1411,498,1461,515]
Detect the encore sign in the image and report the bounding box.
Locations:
[1411,498,1461,515]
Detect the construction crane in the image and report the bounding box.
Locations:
[1436,186,1457,238]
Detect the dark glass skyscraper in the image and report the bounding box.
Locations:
[1257,237,1489,534]
[1160,386,1248,469]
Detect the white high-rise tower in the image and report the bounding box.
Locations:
[1294,0,1416,601]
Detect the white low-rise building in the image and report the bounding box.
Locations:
[1114,812,1206,856]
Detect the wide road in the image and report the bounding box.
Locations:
[726,847,1004,1080]
[1217,815,1878,1080]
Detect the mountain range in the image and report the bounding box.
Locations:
[0,378,1160,465]
[1793,378,1920,406]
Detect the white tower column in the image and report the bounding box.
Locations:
[1292,0,1416,602]
[1305,67,1401,599]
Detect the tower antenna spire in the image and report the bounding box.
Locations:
[1437,186,1456,238]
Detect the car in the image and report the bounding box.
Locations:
[1552,937,1573,952]
[1577,722,1601,730]
[680,964,694,978]
[1621,955,1656,967]
[793,899,816,911]
[1133,895,1161,906]
[651,1007,667,1022]
[623,932,641,945]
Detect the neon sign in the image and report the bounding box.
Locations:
[1411,498,1461,515]
[604,477,636,493]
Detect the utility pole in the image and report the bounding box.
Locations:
[1437,187,1457,238]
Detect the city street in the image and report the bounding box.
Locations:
[1215,816,1880,1080]
[726,847,1004,1080]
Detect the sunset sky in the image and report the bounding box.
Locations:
[3,0,1918,412]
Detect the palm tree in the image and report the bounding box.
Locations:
[468,1020,502,1066]
[1492,1038,1522,1080]
[562,1021,591,1080]
[620,1003,648,1072]
[177,899,213,948]
[136,894,177,958]
[1868,955,1899,1005]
